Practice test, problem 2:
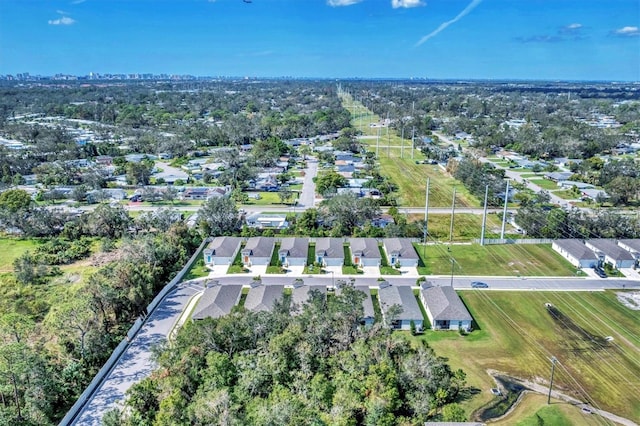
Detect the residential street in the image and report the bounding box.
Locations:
[69,266,639,425]
[298,158,318,208]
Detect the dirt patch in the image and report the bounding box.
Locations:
[545,303,611,353]
[616,291,640,311]
[89,249,124,267]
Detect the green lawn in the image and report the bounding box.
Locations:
[242,191,298,206]
[493,393,602,426]
[414,243,578,276]
[0,238,41,272]
[183,257,210,281]
[408,213,514,242]
[420,291,640,423]
[529,178,561,190]
[553,190,580,200]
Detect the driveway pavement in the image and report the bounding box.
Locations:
[245,264,268,276]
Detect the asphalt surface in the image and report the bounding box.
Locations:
[71,281,204,426]
[69,270,638,425]
[298,158,318,208]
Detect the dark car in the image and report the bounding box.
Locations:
[593,267,607,278]
[471,281,489,288]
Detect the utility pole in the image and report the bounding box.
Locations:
[411,126,415,159]
[500,180,510,240]
[424,178,430,246]
[386,111,391,157]
[547,356,557,404]
[401,125,404,159]
[376,127,380,158]
[480,185,489,246]
[449,187,456,242]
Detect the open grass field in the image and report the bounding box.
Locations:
[408,213,516,242]
[339,95,479,208]
[493,393,603,426]
[0,237,41,272]
[417,290,640,423]
[242,191,298,206]
[415,243,578,276]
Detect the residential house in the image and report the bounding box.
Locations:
[314,238,344,267]
[420,285,472,331]
[349,238,381,267]
[552,239,599,268]
[545,171,573,183]
[182,187,209,200]
[581,188,609,201]
[383,238,419,267]
[244,283,284,312]
[278,237,309,267]
[585,239,635,269]
[191,282,242,320]
[372,214,395,229]
[291,283,327,314]
[618,240,640,265]
[95,155,113,166]
[245,213,289,230]
[558,181,594,190]
[203,236,242,266]
[377,282,423,331]
[336,285,375,327]
[241,237,275,267]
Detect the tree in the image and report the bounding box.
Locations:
[605,176,639,206]
[86,204,131,238]
[314,171,347,195]
[442,403,466,421]
[0,189,32,213]
[198,196,239,236]
[321,192,380,235]
[13,252,48,285]
[46,298,97,360]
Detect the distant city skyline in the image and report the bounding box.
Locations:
[1,0,639,82]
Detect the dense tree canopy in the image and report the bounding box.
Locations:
[112,282,467,425]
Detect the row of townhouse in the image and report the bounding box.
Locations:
[552,239,640,269]
[191,280,473,332]
[203,237,421,269]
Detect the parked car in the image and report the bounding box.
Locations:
[593,267,607,278]
[471,281,489,288]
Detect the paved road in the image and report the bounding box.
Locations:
[298,158,318,208]
[71,281,204,426]
[153,161,188,181]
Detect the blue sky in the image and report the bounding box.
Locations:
[1,0,638,81]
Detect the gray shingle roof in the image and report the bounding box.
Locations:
[336,285,375,319]
[244,284,284,312]
[279,237,309,259]
[349,238,381,259]
[383,238,419,260]
[242,237,275,257]
[619,239,640,253]
[204,236,242,258]
[378,284,423,321]
[586,239,634,261]
[192,284,242,320]
[291,284,327,307]
[421,286,472,322]
[315,238,344,259]
[553,239,598,260]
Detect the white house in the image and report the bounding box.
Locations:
[349,238,381,267]
[420,285,472,332]
[618,240,640,265]
[552,239,599,268]
[377,282,423,331]
[241,237,275,267]
[203,236,242,266]
[278,237,309,267]
[382,238,419,268]
[585,239,636,269]
[314,238,344,267]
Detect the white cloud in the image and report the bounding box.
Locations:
[71,0,86,4]
[566,23,582,30]
[48,16,76,25]
[614,26,640,36]
[327,0,362,6]
[56,9,70,15]
[392,0,425,8]
[415,0,482,46]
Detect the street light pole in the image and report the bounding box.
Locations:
[547,356,557,404]
[330,270,334,288]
